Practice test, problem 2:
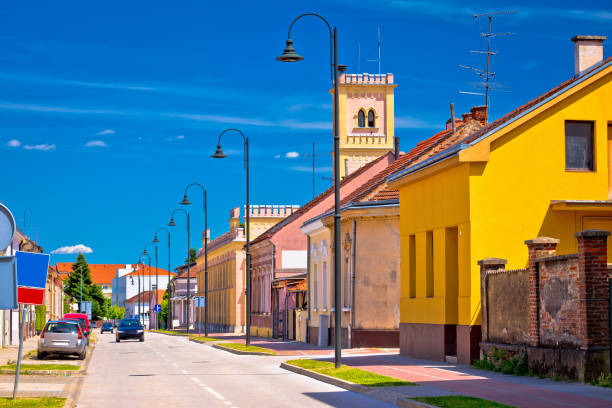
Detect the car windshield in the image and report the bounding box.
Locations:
[102,323,112,327]
[46,322,78,333]
[119,320,141,328]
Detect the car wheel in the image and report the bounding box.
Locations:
[139,336,144,342]
[36,350,46,360]
[78,350,86,360]
[116,338,120,343]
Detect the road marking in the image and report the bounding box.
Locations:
[204,386,225,400]
[181,369,188,374]
[223,402,232,405]
[160,354,165,357]
[191,377,201,384]
[172,363,178,367]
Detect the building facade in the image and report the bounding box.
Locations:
[388,36,612,364]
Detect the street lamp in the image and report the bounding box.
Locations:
[168,208,191,335]
[144,242,157,328]
[211,128,251,346]
[138,252,151,326]
[277,13,344,367]
[153,227,171,329]
[180,183,209,336]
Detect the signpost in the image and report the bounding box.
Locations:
[80,301,92,320]
[13,250,49,399]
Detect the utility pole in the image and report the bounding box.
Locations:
[304,143,324,199]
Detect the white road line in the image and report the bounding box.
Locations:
[181,369,188,374]
[172,363,178,367]
[204,386,225,400]
[160,354,165,357]
[191,377,201,384]
[224,402,232,406]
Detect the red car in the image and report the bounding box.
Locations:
[63,313,91,337]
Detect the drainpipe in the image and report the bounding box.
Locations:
[350,219,357,348]
[306,235,311,343]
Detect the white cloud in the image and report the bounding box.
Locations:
[395,116,438,129]
[50,244,93,254]
[84,140,108,147]
[23,143,55,151]
[274,154,281,159]
[176,134,185,139]
[165,134,185,141]
[285,151,299,159]
[96,129,115,135]
[290,166,332,173]
[6,139,21,147]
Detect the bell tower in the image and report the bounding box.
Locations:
[333,72,397,178]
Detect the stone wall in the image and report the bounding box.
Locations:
[479,230,611,382]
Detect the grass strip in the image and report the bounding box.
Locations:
[412,396,515,408]
[218,343,276,354]
[1,364,80,371]
[189,335,219,342]
[0,397,65,407]
[286,359,415,387]
[150,329,188,336]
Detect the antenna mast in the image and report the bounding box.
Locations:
[304,143,325,199]
[459,10,517,122]
[367,26,382,75]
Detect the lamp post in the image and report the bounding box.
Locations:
[180,183,209,336]
[168,208,191,335]
[153,227,171,329]
[144,243,156,328]
[277,13,344,367]
[138,252,151,326]
[211,128,251,346]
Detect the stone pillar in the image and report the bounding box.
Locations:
[575,230,610,351]
[525,237,559,347]
[478,258,507,343]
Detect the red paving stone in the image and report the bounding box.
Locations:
[341,355,611,408]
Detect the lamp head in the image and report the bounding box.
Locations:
[168,217,176,227]
[152,236,159,243]
[143,249,148,256]
[276,39,303,62]
[180,194,191,205]
[211,145,227,159]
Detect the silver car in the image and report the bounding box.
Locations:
[37,320,87,360]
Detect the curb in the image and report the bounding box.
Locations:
[64,335,97,408]
[212,344,275,356]
[0,368,85,376]
[148,330,188,337]
[188,338,219,345]
[280,362,435,408]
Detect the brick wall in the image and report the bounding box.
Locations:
[479,230,611,381]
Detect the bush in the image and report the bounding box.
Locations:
[473,347,527,376]
[34,305,46,332]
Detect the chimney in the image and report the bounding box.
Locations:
[462,113,471,123]
[470,105,488,126]
[229,207,240,231]
[571,35,606,75]
[394,137,400,160]
[450,103,456,133]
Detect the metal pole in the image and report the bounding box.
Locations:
[332,26,342,368]
[168,232,171,329]
[12,305,27,399]
[245,137,251,347]
[204,189,209,337]
[148,257,152,329]
[186,213,190,335]
[80,268,82,311]
[138,262,142,324]
[155,245,158,329]
[312,143,315,199]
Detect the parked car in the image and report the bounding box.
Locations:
[100,322,113,334]
[60,318,89,345]
[63,313,91,337]
[116,319,144,342]
[38,320,87,360]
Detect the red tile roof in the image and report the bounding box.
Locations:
[55,263,172,283]
[251,152,394,245]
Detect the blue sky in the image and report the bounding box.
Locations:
[1,0,610,269]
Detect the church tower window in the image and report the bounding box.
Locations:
[357,110,366,128]
[368,109,376,128]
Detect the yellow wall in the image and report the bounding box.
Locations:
[396,66,612,329]
[307,226,332,331]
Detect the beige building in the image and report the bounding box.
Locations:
[46,266,65,321]
[195,205,297,333]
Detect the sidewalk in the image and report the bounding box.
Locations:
[333,354,612,408]
[0,336,38,365]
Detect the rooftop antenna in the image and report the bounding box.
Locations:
[367,26,382,75]
[357,43,361,73]
[459,10,517,123]
[304,143,325,199]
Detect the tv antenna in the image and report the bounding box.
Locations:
[367,26,382,75]
[459,10,517,122]
[304,143,325,199]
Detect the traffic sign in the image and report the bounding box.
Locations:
[16,251,49,305]
[0,203,16,252]
[0,256,18,309]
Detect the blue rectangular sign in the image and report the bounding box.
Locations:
[16,251,49,289]
[0,256,18,309]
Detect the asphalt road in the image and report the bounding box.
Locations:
[76,331,395,408]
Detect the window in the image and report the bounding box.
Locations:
[357,110,365,127]
[344,256,351,308]
[566,121,594,170]
[313,264,318,308]
[409,235,416,298]
[368,109,375,127]
[426,231,434,298]
[322,261,328,308]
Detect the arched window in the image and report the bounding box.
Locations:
[357,110,365,127]
[368,109,375,127]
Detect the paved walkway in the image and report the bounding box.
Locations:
[0,336,38,365]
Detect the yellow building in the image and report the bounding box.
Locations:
[195,205,297,333]
[335,72,397,178]
[388,36,612,364]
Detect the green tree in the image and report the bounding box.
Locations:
[185,248,197,264]
[108,305,125,320]
[35,305,46,332]
[64,253,93,303]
